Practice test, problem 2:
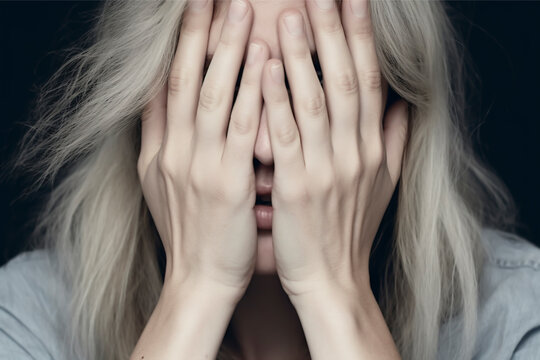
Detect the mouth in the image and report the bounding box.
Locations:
[254,192,273,230]
[255,193,272,207]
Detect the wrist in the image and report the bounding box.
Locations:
[288,279,371,313]
[290,282,368,331]
[131,269,243,360]
[162,273,245,309]
[291,283,401,360]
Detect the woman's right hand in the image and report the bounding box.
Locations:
[137,0,269,297]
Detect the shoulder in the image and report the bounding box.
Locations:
[475,228,540,359]
[0,249,70,360]
[478,228,540,312]
[480,227,540,272]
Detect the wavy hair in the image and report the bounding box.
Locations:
[6,0,518,359]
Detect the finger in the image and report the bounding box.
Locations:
[139,82,167,178]
[383,99,409,187]
[261,60,305,181]
[194,0,253,160]
[341,0,383,145]
[278,10,333,171]
[305,0,360,168]
[166,0,213,146]
[222,40,270,173]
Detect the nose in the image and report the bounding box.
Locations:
[253,103,274,166]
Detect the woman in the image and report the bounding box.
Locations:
[1,0,539,359]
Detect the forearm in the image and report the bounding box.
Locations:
[130,277,242,360]
[291,286,401,360]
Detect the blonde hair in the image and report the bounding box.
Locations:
[6,0,518,359]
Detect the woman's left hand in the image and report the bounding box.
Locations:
[260,0,409,303]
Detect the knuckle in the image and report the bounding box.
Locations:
[290,51,311,62]
[168,67,193,96]
[360,70,382,91]
[276,124,298,146]
[300,91,326,117]
[189,164,209,194]
[332,69,359,95]
[229,111,255,136]
[366,140,385,169]
[352,20,374,40]
[343,156,362,184]
[218,32,236,50]
[198,84,224,112]
[181,19,202,38]
[320,20,342,35]
[240,71,259,88]
[157,148,177,180]
[311,169,335,194]
[282,181,310,205]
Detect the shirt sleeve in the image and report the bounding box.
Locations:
[512,326,540,359]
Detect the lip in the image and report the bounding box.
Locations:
[255,204,273,230]
[255,183,272,196]
[255,166,273,196]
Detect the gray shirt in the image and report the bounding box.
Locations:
[1,228,539,359]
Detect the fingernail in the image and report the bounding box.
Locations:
[284,13,304,37]
[350,0,367,18]
[189,0,208,12]
[246,42,262,66]
[314,0,334,10]
[271,63,284,85]
[228,0,248,23]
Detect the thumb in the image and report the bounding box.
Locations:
[383,99,409,187]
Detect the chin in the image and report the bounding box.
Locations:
[254,229,277,274]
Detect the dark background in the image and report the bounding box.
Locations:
[1,1,539,266]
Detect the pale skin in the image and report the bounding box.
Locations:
[133,0,408,359]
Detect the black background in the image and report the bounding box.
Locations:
[1,1,539,266]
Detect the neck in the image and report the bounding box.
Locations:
[229,273,310,360]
